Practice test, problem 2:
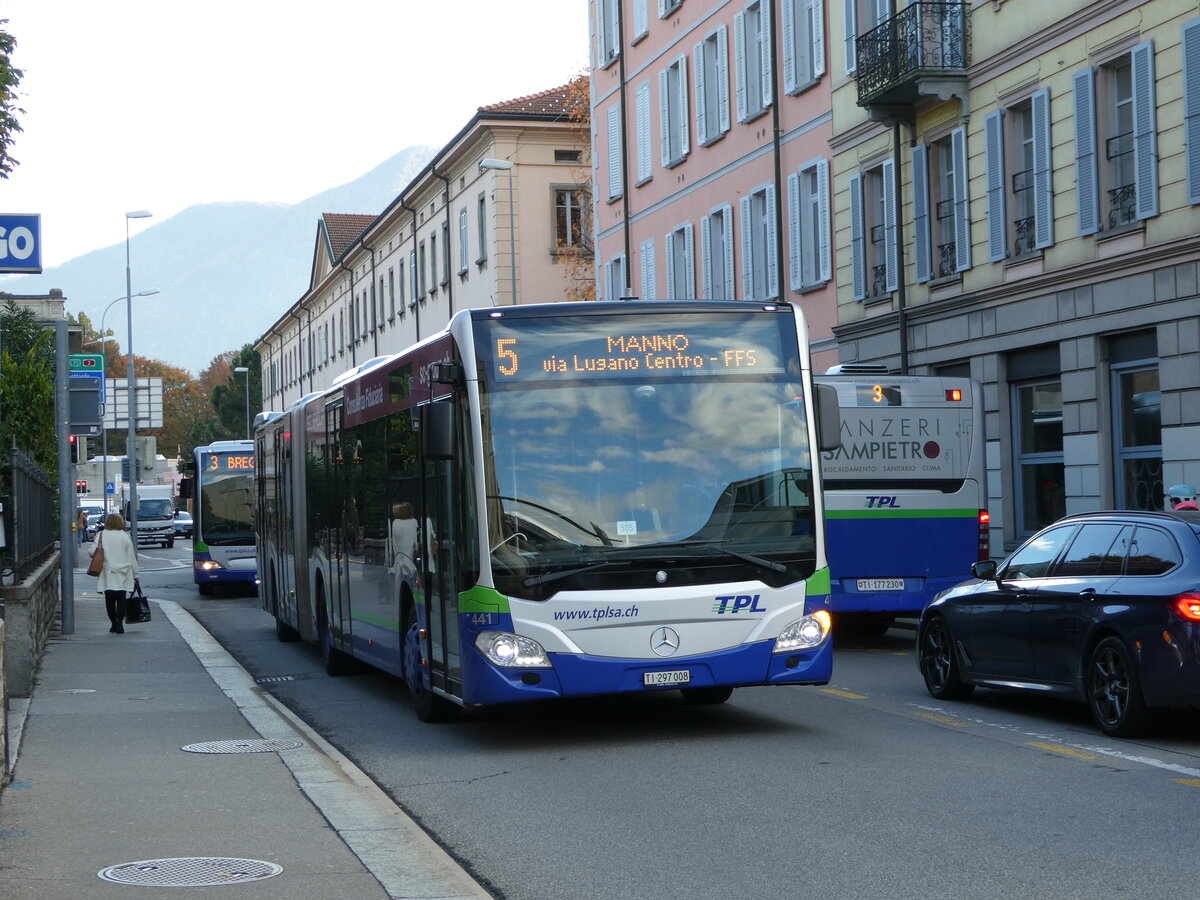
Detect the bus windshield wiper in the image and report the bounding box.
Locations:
[608,540,788,574]
[522,559,630,588]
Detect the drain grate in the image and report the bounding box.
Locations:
[56,689,96,694]
[255,672,310,684]
[98,857,283,886]
[181,738,302,754]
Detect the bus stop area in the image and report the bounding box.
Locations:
[0,563,489,899]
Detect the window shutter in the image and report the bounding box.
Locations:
[811,0,825,77]
[844,0,857,75]
[605,258,614,301]
[850,173,866,300]
[636,82,652,183]
[1073,67,1101,236]
[717,26,731,133]
[694,41,708,143]
[882,159,897,292]
[607,104,623,200]
[760,0,774,108]
[641,238,656,299]
[1131,40,1159,220]
[783,0,798,95]
[816,158,831,283]
[952,125,972,272]
[665,230,676,298]
[1031,88,1054,248]
[740,195,753,299]
[787,171,802,290]
[984,111,1007,263]
[677,54,690,157]
[632,0,648,40]
[735,12,748,122]
[659,68,671,165]
[722,204,736,300]
[912,144,931,282]
[766,185,779,298]
[459,208,468,271]
[1185,21,1200,205]
[701,216,713,298]
[684,222,696,299]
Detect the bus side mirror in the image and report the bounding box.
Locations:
[815,384,841,452]
[421,402,456,461]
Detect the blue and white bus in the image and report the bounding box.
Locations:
[816,368,988,633]
[193,439,258,595]
[257,301,842,721]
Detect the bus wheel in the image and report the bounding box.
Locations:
[681,686,734,705]
[402,606,459,723]
[275,617,300,643]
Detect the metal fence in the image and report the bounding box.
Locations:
[3,446,55,584]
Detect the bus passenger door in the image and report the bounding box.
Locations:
[421,399,463,699]
[325,404,350,646]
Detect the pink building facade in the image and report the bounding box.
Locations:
[590,0,838,368]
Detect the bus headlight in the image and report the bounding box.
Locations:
[774,610,832,652]
[475,631,553,668]
[197,560,224,571]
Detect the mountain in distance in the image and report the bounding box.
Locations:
[0,146,436,374]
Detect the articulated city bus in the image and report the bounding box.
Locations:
[192,439,258,595]
[257,301,840,721]
[816,368,988,632]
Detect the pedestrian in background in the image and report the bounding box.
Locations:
[1167,484,1200,511]
[90,512,141,634]
[77,508,87,544]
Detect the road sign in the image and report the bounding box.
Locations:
[106,482,115,495]
[69,353,106,404]
[0,213,42,273]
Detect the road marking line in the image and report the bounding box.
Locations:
[915,711,969,727]
[1174,779,1200,788]
[1027,741,1098,760]
[820,688,868,699]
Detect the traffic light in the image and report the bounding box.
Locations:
[70,434,79,464]
[75,479,88,494]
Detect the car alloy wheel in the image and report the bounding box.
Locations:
[918,617,974,700]
[1087,636,1151,737]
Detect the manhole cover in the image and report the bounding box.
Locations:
[181,739,302,754]
[98,857,283,886]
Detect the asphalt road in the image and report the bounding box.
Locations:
[138,543,1200,900]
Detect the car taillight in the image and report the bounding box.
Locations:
[978,510,991,561]
[1172,594,1200,622]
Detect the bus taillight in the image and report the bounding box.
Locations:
[946,388,963,401]
[978,510,991,560]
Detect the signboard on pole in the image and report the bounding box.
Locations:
[0,213,43,273]
[69,353,106,404]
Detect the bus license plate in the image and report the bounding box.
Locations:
[644,670,690,687]
[857,578,905,591]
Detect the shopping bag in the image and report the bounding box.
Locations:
[86,535,104,577]
[125,584,152,624]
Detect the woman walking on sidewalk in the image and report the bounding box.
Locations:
[90,512,141,634]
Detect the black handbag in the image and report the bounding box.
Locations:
[125,584,152,624]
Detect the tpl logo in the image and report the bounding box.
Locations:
[712,594,767,614]
[865,496,902,508]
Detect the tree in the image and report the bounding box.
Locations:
[0,20,24,179]
[208,345,260,441]
[557,73,595,302]
[0,300,56,484]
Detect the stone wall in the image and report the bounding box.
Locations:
[1,616,7,784]
[1,552,61,697]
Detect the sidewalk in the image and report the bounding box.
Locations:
[0,581,490,899]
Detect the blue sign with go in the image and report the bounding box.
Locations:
[0,214,42,273]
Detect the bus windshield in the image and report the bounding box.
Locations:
[199,458,255,545]
[476,311,817,595]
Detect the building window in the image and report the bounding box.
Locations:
[1110,331,1161,510]
[459,208,469,274]
[849,161,895,301]
[1013,379,1065,536]
[597,0,621,66]
[740,184,777,301]
[555,187,588,249]
[695,26,730,147]
[441,222,450,287]
[1182,20,1200,203]
[555,149,582,163]
[640,237,657,299]
[397,261,406,315]
[635,81,653,185]
[659,55,690,167]
[419,241,427,298]
[665,222,695,299]
[782,0,825,93]
[606,253,627,300]
[388,268,396,321]
[788,157,830,291]
[659,0,683,17]
[631,0,649,42]
[912,127,971,282]
[429,233,438,293]
[735,1,773,122]
[607,102,624,198]
[984,90,1053,262]
[409,250,418,306]
[702,203,735,300]
[1074,41,1158,235]
[843,0,888,76]
[476,193,488,263]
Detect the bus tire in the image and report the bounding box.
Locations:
[275,617,300,643]
[681,686,734,705]
[402,605,459,723]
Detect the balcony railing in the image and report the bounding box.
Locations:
[856,2,970,108]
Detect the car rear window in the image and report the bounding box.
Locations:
[1125,525,1181,576]
[1053,523,1130,576]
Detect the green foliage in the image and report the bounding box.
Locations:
[210,344,260,440]
[0,302,56,485]
[0,20,24,179]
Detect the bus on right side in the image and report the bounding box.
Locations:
[815,367,989,634]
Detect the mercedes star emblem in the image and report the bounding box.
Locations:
[650,626,680,657]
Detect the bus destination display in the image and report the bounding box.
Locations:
[206,452,255,472]
[482,315,791,384]
[855,384,902,407]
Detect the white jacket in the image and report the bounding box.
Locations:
[90,528,140,593]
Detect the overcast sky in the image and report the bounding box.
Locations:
[1,0,589,268]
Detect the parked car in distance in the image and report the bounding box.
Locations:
[85,512,105,541]
[917,509,1200,737]
[174,511,194,539]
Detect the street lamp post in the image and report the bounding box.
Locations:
[479,158,517,305]
[125,210,152,541]
[84,288,160,514]
[233,366,250,439]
